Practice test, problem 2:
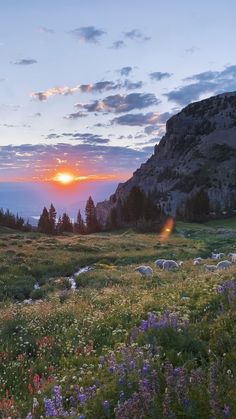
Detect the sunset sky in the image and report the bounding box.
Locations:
[1,0,236,182]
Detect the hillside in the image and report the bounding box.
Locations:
[97,92,236,225]
[0,225,236,417]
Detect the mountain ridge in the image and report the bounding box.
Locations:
[97,91,236,225]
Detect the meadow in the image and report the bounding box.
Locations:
[0,221,235,418]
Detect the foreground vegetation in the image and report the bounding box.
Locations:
[0,222,236,417]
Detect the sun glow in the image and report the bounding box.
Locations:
[53,172,75,184]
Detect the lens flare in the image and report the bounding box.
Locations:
[159,217,175,242]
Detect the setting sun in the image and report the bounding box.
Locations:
[53,172,75,184]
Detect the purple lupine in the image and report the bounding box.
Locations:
[208,362,221,418]
[163,389,176,419]
[223,405,231,417]
[190,367,204,385]
[78,393,87,405]
[103,400,110,410]
[26,414,33,419]
[44,398,58,417]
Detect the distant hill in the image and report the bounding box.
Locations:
[97,91,236,225]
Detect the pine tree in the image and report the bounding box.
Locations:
[49,203,57,234]
[61,212,73,233]
[74,210,85,234]
[38,207,51,233]
[85,196,99,233]
[57,216,63,234]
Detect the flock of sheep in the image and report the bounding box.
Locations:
[134,252,236,277]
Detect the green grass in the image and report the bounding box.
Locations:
[205,215,236,229]
[0,222,235,417]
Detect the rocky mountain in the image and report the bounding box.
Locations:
[96,92,236,225]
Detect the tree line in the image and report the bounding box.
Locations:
[0,208,32,231]
[37,196,100,234]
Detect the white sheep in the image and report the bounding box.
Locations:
[162,260,180,271]
[216,260,232,270]
[154,259,166,268]
[212,252,225,260]
[204,264,217,272]
[134,266,153,277]
[228,253,236,263]
[193,257,203,265]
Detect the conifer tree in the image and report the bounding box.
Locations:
[49,203,57,234]
[74,210,85,234]
[61,212,73,233]
[85,196,99,233]
[38,207,51,233]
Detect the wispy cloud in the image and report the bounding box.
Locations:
[149,71,172,81]
[118,66,133,76]
[165,65,236,106]
[12,58,37,65]
[31,79,143,101]
[0,143,152,181]
[112,112,162,126]
[69,26,106,43]
[39,27,55,34]
[75,93,159,114]
[111,40,126,49]
[124,29,151,41]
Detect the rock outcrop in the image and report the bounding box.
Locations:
[96,92,236,225]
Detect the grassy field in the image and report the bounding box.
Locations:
[0,222,235,418]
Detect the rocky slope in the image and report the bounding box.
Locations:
[97,92,236,225]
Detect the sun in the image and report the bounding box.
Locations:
[53,172,75,184]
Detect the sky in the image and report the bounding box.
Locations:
[1,0,236,182]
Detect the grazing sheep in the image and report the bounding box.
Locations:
[212,252,225,260]
[229,253,236,263]
[134,266,153,277]
[154,259,166,269]
[193,257,203,265]
[162,260,179,271]
[204,264,217,272]
[216,260,232,270]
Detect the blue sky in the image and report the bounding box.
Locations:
[1,0,236,181]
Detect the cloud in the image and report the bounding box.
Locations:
[0,143,152,181]
[45,132,109,144]
[39,27,55,34]
[185,46,199,54]
[76,93,159,114]
[69,26,106,43]
[31,79,142,101]
[165,65,236,106]
[12,59,37,65]
[119,66,133,76]
[111,40,126,49]
[64,111,88,119]
[112,112,162,126]
[124,29,151,41]
[149,71,172,81]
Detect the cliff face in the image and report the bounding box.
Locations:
[96,92,236,225]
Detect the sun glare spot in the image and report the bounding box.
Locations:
[53,172,75,184]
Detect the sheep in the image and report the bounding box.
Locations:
[228,253,236,263]
[212,252,225,260]
[162,260,180,271]
[193,257,203,265]
[154,259,166,269]
[204,264,217,272]
[134,266,153,277]
[216,260,232,270]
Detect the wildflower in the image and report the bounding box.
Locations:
[103,400,110,410]
[44,398,57,417]
[223,405,231,417]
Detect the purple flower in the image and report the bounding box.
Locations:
[44,398,58,417]
[103,400,110,410]
[26,414,33,419]
[78,393,87,405]
[223,405,231,417]
[119,391,125,402]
